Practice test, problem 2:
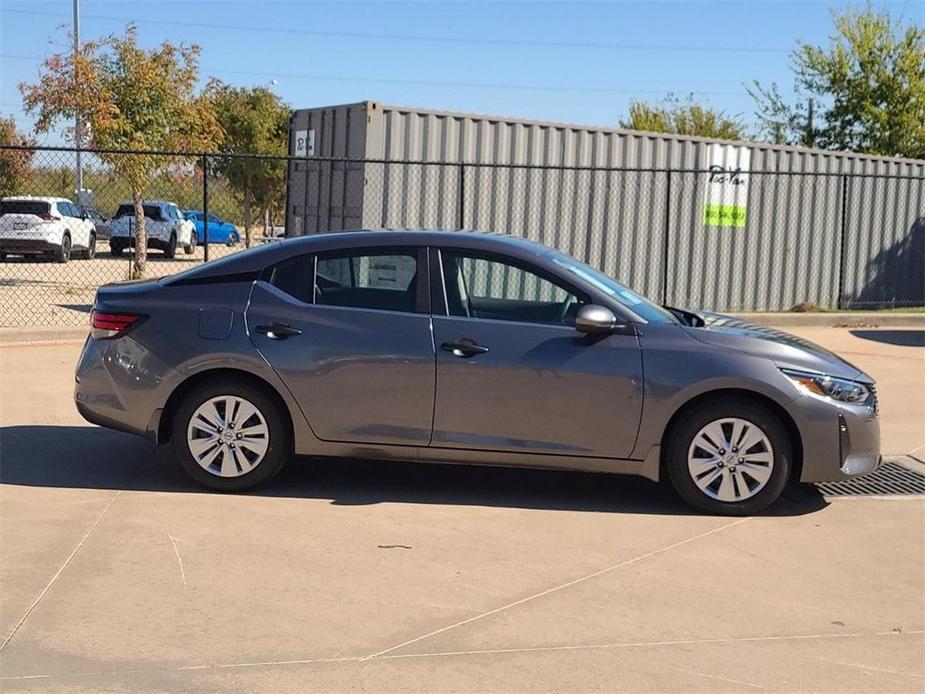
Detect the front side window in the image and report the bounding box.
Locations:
[440,251,585,326]
[316,252,420,313]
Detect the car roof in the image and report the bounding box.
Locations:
[166,229,560,286]
[2,196,72,204]
[117,200,179,207]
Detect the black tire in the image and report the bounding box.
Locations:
[184,232,196,255]
[226,232,238,247]
[80,233,96,260]
[171,379,291,492]
[55,233,71,263]
[164,232,177,259]
[0,252,7,262]
[666,398,791,516]
[110,242,124,257]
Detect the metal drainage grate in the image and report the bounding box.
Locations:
[816,460,925,497]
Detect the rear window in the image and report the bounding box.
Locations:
[1,200,51,216]
[115,204,165,220]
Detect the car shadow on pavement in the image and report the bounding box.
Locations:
[0,425,828,517]
[849,329,925,347]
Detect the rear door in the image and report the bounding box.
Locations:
[430,248,643,459]
[246,247,436,446]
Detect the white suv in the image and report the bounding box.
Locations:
[108,200,197,258]
[0,196,97,263]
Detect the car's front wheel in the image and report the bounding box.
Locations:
[172,379,290,492]
[666,399,791,516]
[184,231,196,255]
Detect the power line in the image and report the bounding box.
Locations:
[0,54,747,97]
[1,7,790,54]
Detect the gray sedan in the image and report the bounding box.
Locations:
[74,231,880,515]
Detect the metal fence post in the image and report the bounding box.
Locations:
[457,163,466,230]
[202,154,210,264]
[661,169,672,305]
[836,173,849,309]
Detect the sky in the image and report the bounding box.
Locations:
[0,0,920,145]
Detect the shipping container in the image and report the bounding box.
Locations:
[286,101,924,311]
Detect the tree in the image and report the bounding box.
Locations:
[206,81,288,248]
[21,25,222,276]
[620,95,747,140]
[0,116,35,197]
[750,5,925,157]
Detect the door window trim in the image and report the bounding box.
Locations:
[429,247,590,325]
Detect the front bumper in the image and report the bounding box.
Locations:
[786,392,881,482]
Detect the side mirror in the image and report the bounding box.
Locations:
[575,304,619,334]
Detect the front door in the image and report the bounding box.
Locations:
[246,248,435,446]
[431,249,643,459]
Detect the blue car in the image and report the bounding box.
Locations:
[183,211,239,246]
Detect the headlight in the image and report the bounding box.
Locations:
[781,368,871,404]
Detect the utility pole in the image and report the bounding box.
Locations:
[73,0,83,196]
[805,98,814,148]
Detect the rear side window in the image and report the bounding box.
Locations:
[269,254,314,304]
[316,252,419,313]
[1,200,51,216]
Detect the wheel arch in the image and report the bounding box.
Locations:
[658,388,804,483]
[158,367,294,448]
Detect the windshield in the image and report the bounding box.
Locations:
[548,253,678,324]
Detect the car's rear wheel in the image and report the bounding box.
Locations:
[184,232,196,255]
[55,233,71,263]
[110,241,124,257]
[172,380,290,491]
[164,232,177,258]
[80,233,96,260]
[666,399,791,516]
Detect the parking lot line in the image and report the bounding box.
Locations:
[0,490,122,651]
[364,516,750,660]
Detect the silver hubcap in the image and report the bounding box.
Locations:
[187,395,269,477]
[687,417,774,502]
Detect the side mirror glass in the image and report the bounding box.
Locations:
[575,304,619,334]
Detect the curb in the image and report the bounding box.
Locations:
[0,327,89,345]
[733,312,925,328]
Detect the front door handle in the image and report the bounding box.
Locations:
[441,338,489,358]
[255,321,302,340]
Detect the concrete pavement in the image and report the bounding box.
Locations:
[1,328,923,692]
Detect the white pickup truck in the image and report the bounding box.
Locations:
[108,200,197,258]
[0,196,97,263]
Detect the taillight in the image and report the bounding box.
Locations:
[90,310,141,339]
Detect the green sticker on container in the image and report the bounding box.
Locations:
[704,204,747,228]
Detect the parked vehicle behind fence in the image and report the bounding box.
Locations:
[75,230,881,516]
[0,196,96,263]
[80,206,111,240]
[183,210,239,246]
[108,200,197,258]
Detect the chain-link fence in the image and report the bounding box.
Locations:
[1,145,922,327]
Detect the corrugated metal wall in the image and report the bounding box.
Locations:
[286,101,925,311]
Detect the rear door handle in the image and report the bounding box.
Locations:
[255,321,302,339]
[441,338,489,358]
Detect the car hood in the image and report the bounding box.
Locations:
[682,311,869,382]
